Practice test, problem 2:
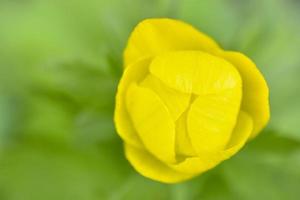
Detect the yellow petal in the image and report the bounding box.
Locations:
[126,83,176,164]
[114,58,151,148]
[124,18,220,67]
[188,89,241,154]
[140,74,191,121]
[175,111,196,158]
[150,51,242,95]
[168,155,221,175]
[169,111,253,174]
[125,144,192,184]
[222,110,253,159]
[222,51,270,138]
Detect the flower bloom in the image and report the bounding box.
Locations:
[114,18,270,183]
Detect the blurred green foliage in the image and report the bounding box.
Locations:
[0,0,300,199]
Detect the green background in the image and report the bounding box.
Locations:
[0,0,300,199]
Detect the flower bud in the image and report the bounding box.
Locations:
[115,18,270,183]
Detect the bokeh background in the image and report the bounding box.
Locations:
[0,0,300,199]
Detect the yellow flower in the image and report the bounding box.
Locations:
[114,18,270,183]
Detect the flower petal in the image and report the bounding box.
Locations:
[124,18,220,67]
[187,89,241,154]
[140,74,191,121]
[222,51,270,138]
[169,111,253,174]
[126,83,176,164]
[175,111,196,158]
[168,155,221,175]
[222,110,253,158]
[149,51,241,95]
[125,144,192,183]
[114,58,151,148]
